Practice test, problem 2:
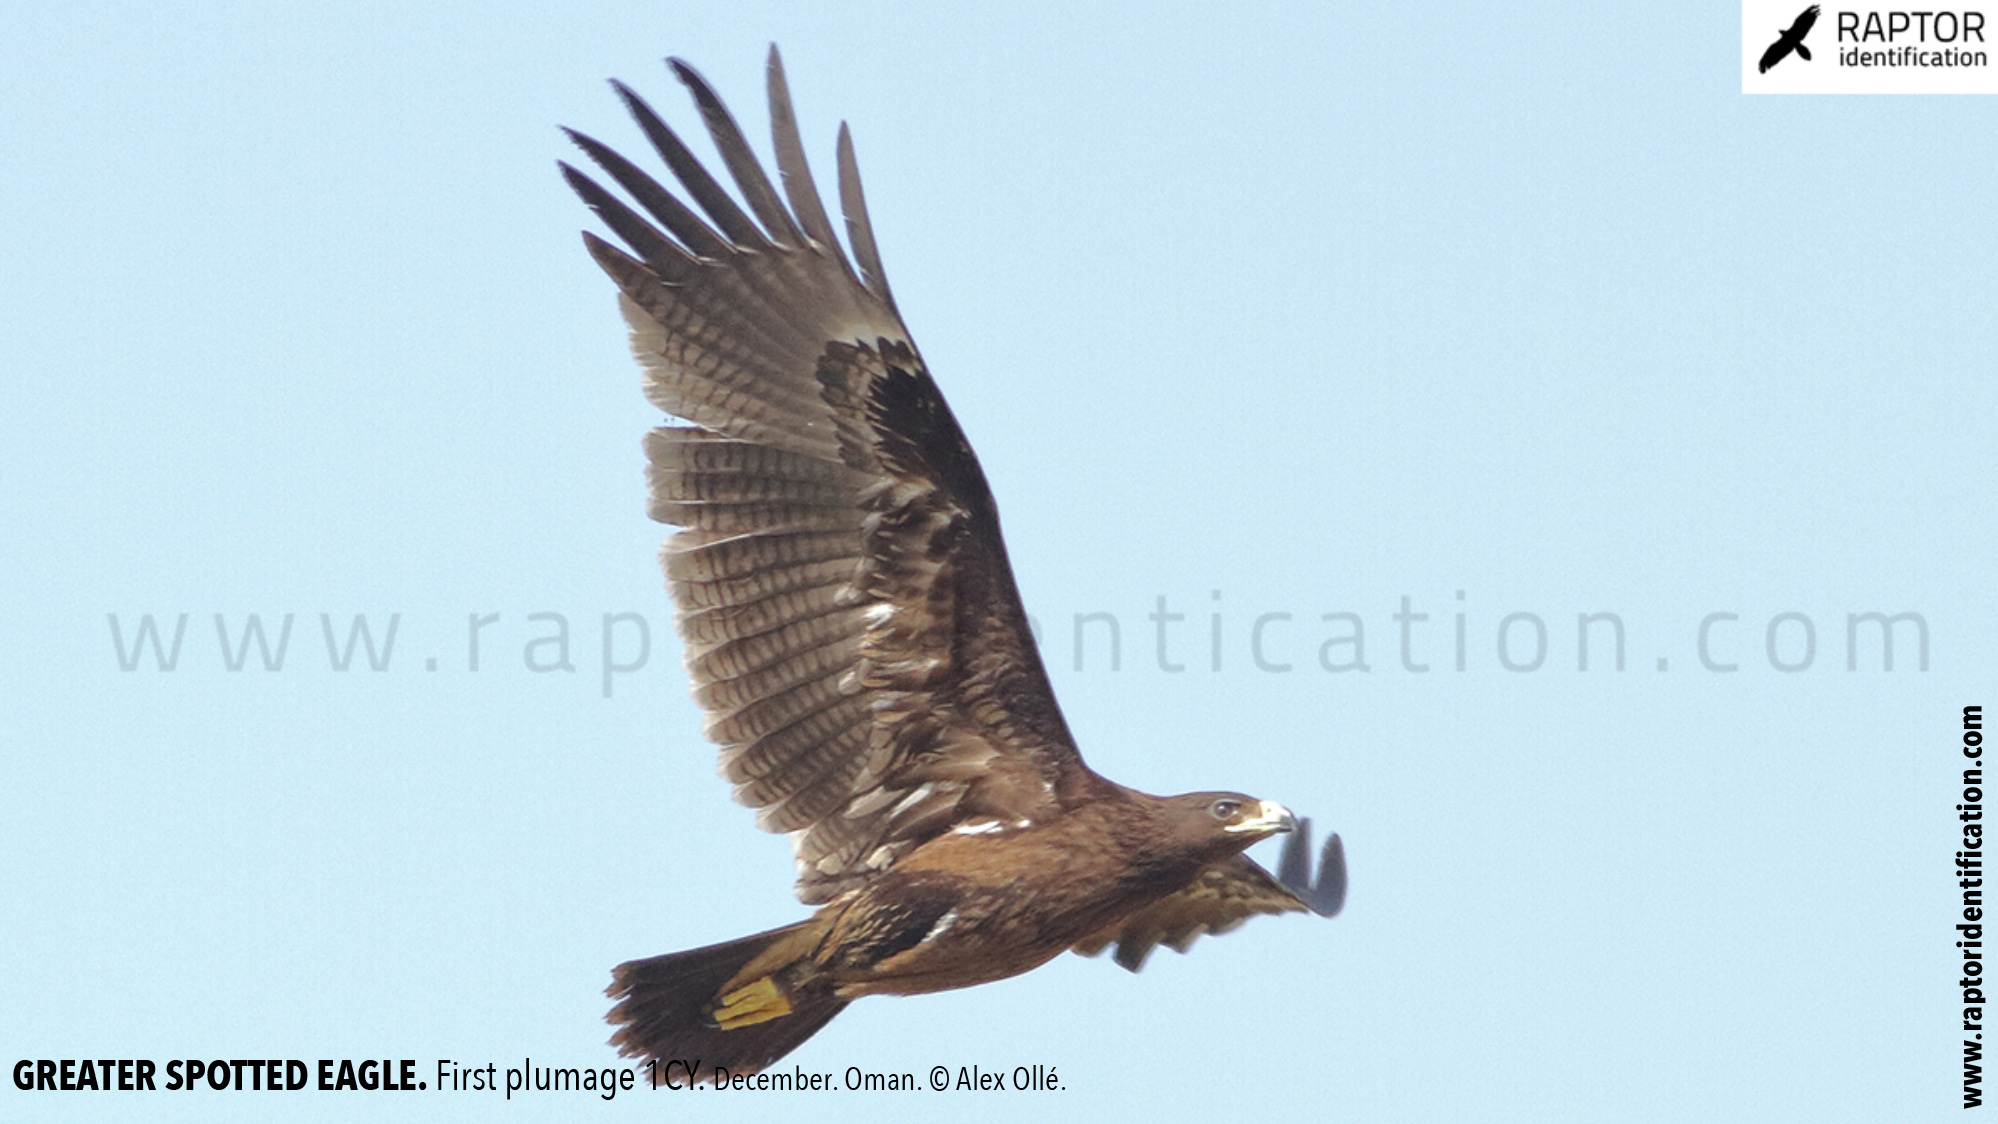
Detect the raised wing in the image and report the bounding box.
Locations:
[1787,5,1820,39]
[562,47,1091,904]
[1073,821,1347,971]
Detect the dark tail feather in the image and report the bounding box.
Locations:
[606,922,848,1079]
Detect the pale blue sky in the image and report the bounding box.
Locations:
[3,3,1992,1121]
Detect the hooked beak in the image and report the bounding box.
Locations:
[1224,799,1297,836]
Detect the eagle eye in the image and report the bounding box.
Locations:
[1210,799,1242,821]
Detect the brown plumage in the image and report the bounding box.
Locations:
[561,46,1347,1082]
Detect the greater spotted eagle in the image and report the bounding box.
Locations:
[559,47,1347,1079]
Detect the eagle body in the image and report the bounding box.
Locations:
[562,47,1347,1079]
[830,792,1293,996]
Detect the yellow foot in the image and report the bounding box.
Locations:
[711,976,792,1029]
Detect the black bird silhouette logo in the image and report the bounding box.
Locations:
[1760,5,1821,72]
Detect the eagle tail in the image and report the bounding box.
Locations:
[607,921,847,1080]
[1796,44,1812,61]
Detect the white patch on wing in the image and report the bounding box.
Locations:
[950,817,1034,837]
[921,907,959,944]
[888,782,936,817]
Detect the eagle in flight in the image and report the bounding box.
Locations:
[1759,5,1821,73]
[559,47,1347,1079]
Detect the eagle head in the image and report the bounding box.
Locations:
[1161,792,1296,861]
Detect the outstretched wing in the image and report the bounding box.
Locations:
[563,47,1092,905]
[1789,5,1820,38]
[1072,821,1347,971]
